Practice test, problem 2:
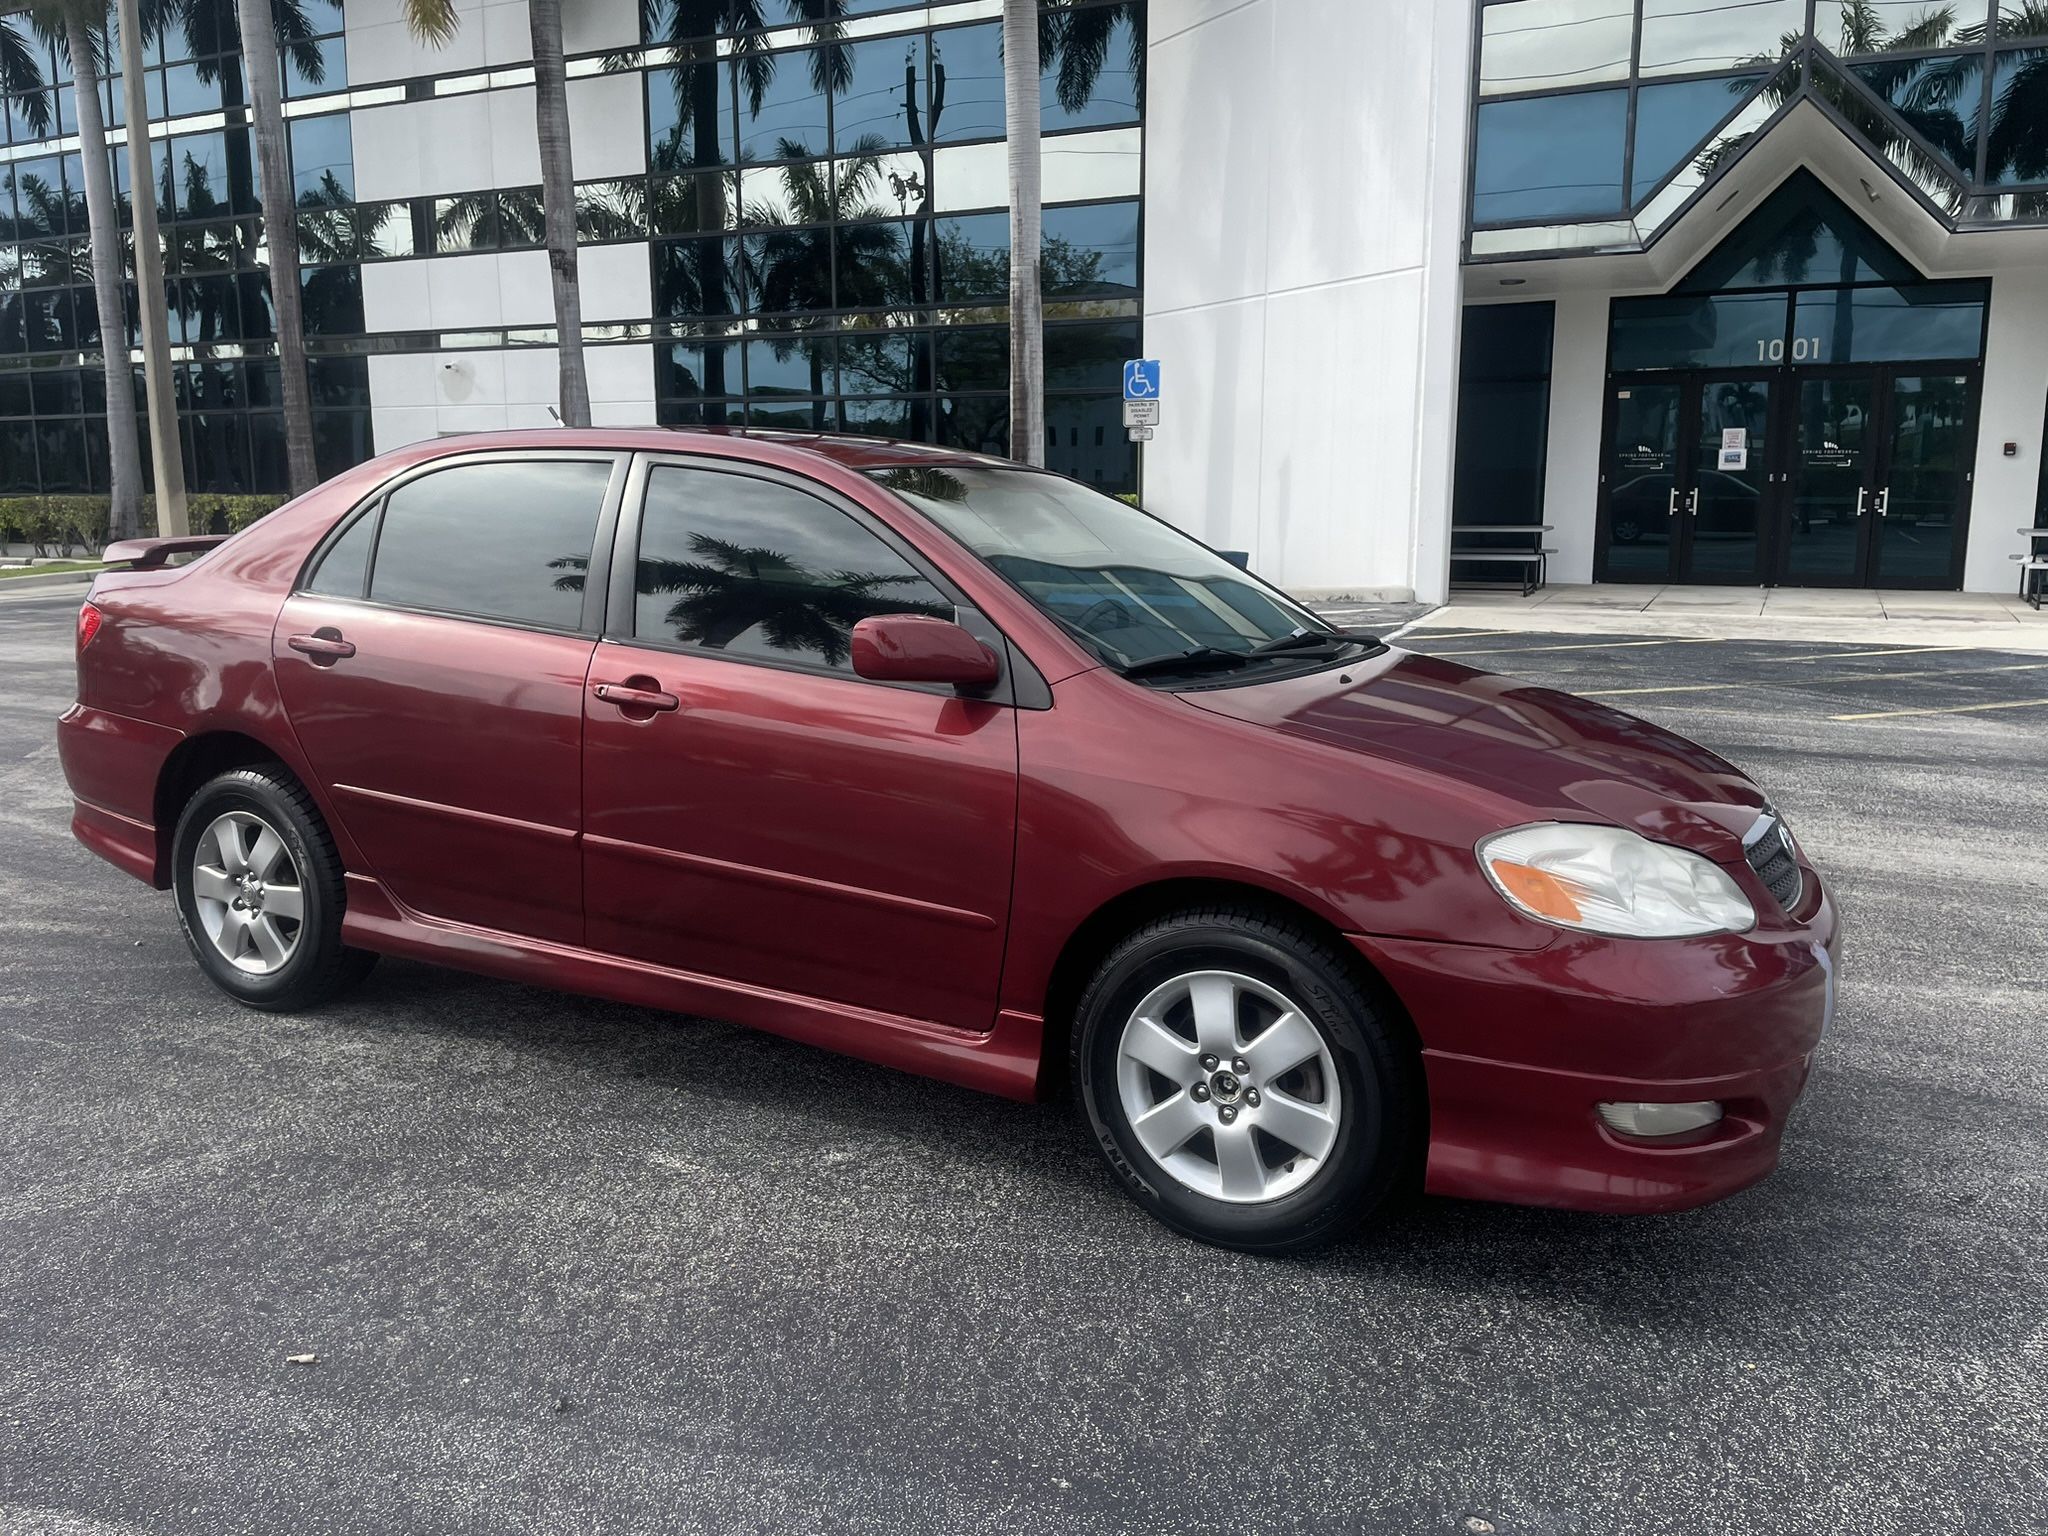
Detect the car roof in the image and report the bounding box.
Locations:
[387,425,1025,477]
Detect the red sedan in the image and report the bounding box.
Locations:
[58,430,1837,1252]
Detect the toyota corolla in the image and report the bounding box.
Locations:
[58,430,1837,1252]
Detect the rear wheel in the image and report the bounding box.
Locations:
[1072,906,1421,1255]
[171,765,375,1010]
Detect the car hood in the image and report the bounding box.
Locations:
[1181,646,1769,862]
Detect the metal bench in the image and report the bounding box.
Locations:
[2019,528,2048,611]
[1449,525,1555,597]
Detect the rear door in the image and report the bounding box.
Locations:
[579,455,1020,1032]
[273,451,624,944]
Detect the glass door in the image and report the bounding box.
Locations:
[1871,371,1975,589]
[1598,381,1684,582]
[1780,373,1876,586]
[1678,376,1774,584]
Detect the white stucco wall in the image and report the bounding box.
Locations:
[1538,291,1610,588]
[1964,267,2048,595]
[1141,0,1472,600]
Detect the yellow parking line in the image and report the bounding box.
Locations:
[1831,698,2048,721]
[1429,638,1723,658]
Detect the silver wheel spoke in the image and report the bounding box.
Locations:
[1212,1122,1267,1201]
[1124,1014,1199,1083]
[263,884,304,922]
[209,816,247,871]
[1130,1091,1207,1162]
[1242,1010,1322,1083]
[246,826,286,883]
[248,915,290,968]
[1186,973,1239,1057]
[192,865,237,905]
[1256,1086,1339,1163]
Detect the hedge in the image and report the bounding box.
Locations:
[0,494,288,555]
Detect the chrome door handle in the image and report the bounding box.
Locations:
[1666,487,1679,518]
[1855,487,1867,519]
[288,631,355,660]
[592,681,680,712]
[1685,489,1700,517]
[1876,487,1891,518]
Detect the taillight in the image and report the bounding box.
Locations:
[77,601,103,652]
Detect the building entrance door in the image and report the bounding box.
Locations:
[1596,372,1775,585]
[1778,367,1978,588]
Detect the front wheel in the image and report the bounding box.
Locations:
[1072,906,1421,1255]
[171,765,376,1011]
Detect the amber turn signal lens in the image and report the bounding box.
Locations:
[1486,860,1583,922]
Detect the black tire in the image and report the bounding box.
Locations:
[1071,904,1422,1255]
[170,764,377,1011]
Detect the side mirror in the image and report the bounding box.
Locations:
[851,614,1001,689]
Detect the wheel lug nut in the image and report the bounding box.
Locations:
[1219,1106,1237,1124]
[1199,1054,1218,1072]
[1191,1083,1210,1102]
[1232,1057,1248,1074]
[1246,1088,1261,1107]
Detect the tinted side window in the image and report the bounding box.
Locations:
[368,460,611,629]
[634,466,951,673]
[304,506,375,597]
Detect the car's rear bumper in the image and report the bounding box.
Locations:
[1353,879,1838,1214]
[57,702,179,887]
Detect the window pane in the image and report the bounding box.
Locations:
[1478,0,1635,96]
[648,61,736,171]
[1042,6,1142,129]
[1046,320,1137,391]
[1823,0,1990,53]
[1639,0,1803,76]
[289,112,353,202]
[370,460,610,628]
[937,327,1005,392]
[835,219,912,307]
[745,334,831,395]
[1632,75,1763,201]
[1473,89,1626,222]
[1609,292,1789,370]
[658,339,738,400]
[1985,47,2048,184]
[1849,57,1983,177]
[841,331,926,394]
[656,235,743,316]
[739,46,829,162]
[934,212,1008,304]
[1678,169,1919,289]
[1045,396,1132,493]
[1045,200,1140,297]
[632,466,951,671]
[306,508,375,598]
[1789,282,1988,363]
[839,35,928,152]
[747,218,837,313]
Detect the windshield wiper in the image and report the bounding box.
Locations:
[1249,627,1372,656]
[1117,646,1261,681]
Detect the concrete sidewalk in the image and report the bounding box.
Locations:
[1409,583,2048,651]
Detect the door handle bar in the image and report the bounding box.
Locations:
[288,633,356,659]
[1855,487,1867,519]
[592,681,680,712]
[1876,487,1891,518]
[1685,489,1699,518]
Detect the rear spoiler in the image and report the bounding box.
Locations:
[100,534,230,570]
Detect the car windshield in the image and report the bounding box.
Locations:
[870,466,1359,677]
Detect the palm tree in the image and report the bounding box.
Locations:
[4,6,145,538]
[233,0,321,490]
[1002,0,1043,466]
[393,0,590,424]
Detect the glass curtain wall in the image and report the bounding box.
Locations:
[1469,0,2048,258]
[0,0,1145,501]
[1450,302,1554,582]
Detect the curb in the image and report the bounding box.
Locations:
[0,569,99,594]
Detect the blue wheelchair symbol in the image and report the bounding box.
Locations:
[1123,359,1160,401]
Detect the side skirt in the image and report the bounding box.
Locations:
[340,873,1047,1101]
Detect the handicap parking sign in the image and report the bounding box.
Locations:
[1122,359,1160,401]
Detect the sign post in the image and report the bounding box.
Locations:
[1122,358,1160,444]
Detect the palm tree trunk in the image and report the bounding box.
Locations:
[65,10,144,541]
[236,0,319,494]
[528,0,590,427]
[1002,0,1044,467]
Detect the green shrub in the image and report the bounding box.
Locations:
[0,493,288,553]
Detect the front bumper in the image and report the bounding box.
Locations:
[1354,878,1839,1214]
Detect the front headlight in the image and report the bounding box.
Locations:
[1477,822,1756,938]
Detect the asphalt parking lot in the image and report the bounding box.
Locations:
[2,582,2043,1536]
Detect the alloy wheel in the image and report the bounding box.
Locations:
[191,810,305,976]
[1114,969,1343,1203]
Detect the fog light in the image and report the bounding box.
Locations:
[1597,1100,1723,1138]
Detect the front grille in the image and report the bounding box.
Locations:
[1744,815,1803,913]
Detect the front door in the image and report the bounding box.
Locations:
[1780,371,1876,586]
[1597,373,1775,585]
[580,457,1020,1033]
[1871,371,1976,589]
